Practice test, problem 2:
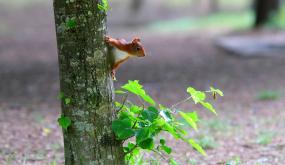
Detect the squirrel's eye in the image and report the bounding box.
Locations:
[136,47,141,51]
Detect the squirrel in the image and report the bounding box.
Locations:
[105,36,146,80]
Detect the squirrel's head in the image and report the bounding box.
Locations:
[130,37,146,57]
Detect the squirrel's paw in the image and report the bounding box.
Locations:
[111,71,117,81]
[104,36,110,42]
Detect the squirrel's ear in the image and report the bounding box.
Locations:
[132,37,141,43]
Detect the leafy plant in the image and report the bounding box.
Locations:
[112,80,223,164]
[66,19,76,29]
[97,0,110,12]
[58,116,71,130]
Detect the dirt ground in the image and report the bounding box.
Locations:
[1,2,285,165]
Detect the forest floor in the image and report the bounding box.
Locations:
[1,2,285,165]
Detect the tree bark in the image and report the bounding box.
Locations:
[254,0,280,27]
[53,0,125,164]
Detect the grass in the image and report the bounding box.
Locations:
[257,90,280,101]
[201,119,230,132]
[195,135,217,149]
[256,131,275,145]
[147,11,254,33]
[188,158,198,165]
[265,4,285,30]
[225,156,241,165]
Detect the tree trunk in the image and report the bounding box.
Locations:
[208,0,219,13]
[254,0,280,27]
[130,0,143,14]
[53,0,125,164]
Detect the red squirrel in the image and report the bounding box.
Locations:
[105,36,146,80]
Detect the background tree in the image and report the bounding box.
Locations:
[254,0,280,27]
[53,0,124,164]
[130,0,143,14]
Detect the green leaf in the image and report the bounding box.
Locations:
[159,104,167,110]
[64,98,71,105]
[162,123,180,139]
[188,139,207,156]
[58,116,71,130]
[176,126,188,135]
[66,19,76,28]
[210,86,224,96]
[161,145,172,154]
[200,101,217,115]
[115,101,122,107]
[124,142,136,153]
[112,118,135,140]
[141,107,159,122]
[138,138,154,149]
[115,90,126,94]
[130,105,142,114]
[118,111,133,120]
[97,0,110,12]
[153,118,166,127]
[159,110,172,122]
[170,158,180,165]
[160,139,166,145]
[179,111,198,131]
[136,127,152,143]
[187,111,199,122]
[187,87,206,104]
[97,4,105,11]
[122,80,155,106]
[159,140,172,154]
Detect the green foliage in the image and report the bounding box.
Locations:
[147,11,253,32]
[112,119,135,140]
[64,98,71,105]
[257,90,279,101]
[179,111,198,131]
[170,158,180,165]
[57,92,72,130]
[268,4,285,29]
[188,139,207,156]
[49,160,58,165]
[58,116,71,130]
[97,0,110,13]
[66,19,76,29]
[122,80,155,106]
[225,156,241,165]
[112,80,223,163]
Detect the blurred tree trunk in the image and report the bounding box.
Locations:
[199,0,219,15]
[130,0,143,14]
[254,0,280,27]
[209,0,219,13]
[53,0,125,164]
